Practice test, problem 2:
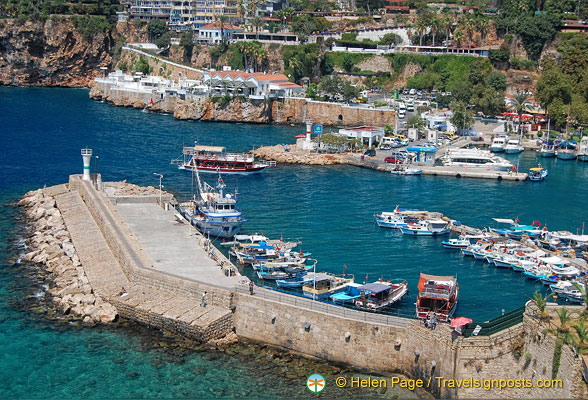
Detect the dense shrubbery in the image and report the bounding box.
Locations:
[72,15,113,42]
[1,0,120,20]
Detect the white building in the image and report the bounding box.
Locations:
[201,71,302,99]
[196,22,244,44]
[335,126,385,147]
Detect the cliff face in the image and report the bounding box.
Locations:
[0,18,115,87]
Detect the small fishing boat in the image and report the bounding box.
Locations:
[490,136,507,152]
[276,278,306,288]
[179,172,245,239]
[302,272,355,300]
[354,280,408,312]
[528,167,548,182]
[556,141,577,160]
[171,144,275,175]
[577,137,588,162]
[400,219,451,236]
[442,237,471,249]
[330,283,365,304]
[390,165,422,175]
[416,273,459,323]
[504,138,524,154]
[374,206,425,229]
[549,280,575,295]
[539,141,556,157]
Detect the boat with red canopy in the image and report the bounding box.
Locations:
[171,144,275,175]
[416,273,459,323]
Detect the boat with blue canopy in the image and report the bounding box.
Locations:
[354,280,408,312]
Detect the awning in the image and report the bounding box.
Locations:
[493,218,515,224]
[539,256,570,265]
[192,145,225,152]
[418,273,456,292]
[358,282,391,294]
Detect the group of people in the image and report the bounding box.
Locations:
[425,311,437,330]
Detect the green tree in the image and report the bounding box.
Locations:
[341,53,355,73]
[407,115,425,129]
[487,72,507,92]
[180,31,195,62]
[515,13,559,61]
[342,81,359,102]
[450,101,474,134]
[544,308,577,379]
[147,19,168,42]
[155,32,171,50]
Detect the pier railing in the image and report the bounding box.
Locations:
[462,306,525,337]
[235,284,410,328]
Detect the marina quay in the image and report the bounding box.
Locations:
[5,1,588,398]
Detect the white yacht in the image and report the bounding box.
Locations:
[504,138,524,154]
[490,136,507,152]
[577,137,588,162]
[442,148,514,171]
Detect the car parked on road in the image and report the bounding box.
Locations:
[364,149,376,157]
[385,156,404,164]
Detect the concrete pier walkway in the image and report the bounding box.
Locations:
[116,202,241,288]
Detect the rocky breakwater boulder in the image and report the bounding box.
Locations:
[252,145,349,165]
[103,181,173,198]
[18,189,117,326]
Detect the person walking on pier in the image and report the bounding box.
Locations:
[249,280,254,295]
[201,291,207,307]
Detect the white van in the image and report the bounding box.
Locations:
[397,102,406,112]
[406,101,415,112]
[398,110,406,119]
[409,88,416,95]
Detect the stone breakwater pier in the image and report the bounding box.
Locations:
[20,175,588,398]
[252,145,529,181]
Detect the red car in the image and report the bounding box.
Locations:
[384,156,403,164]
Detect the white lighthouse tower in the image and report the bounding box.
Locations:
[81,148,92,181]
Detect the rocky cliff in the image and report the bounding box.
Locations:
[0,17,116,87]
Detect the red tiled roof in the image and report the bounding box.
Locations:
[261,17,280,21]
[385,5,410,9]
[209,71,297,84]
[199,22,242,30]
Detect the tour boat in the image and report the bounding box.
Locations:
[528,167,548,182]
[490,136,507,152]
[171,144,275,175]
[354,280,408,312]
[180,172,245,239]
[330,282,365,304]
[416,273,459,323]
[441,148,513,171]
[390,166,423,175]
[400,219,451,236]
[504,138,524,154]
[577,137,588,162]
[556,141,577,160]
[539,141,556,158]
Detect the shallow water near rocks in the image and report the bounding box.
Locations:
[1,87,588,397]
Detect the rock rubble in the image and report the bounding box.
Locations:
[18,189,117,325]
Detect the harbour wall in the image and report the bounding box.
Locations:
[89,82,396,127]
[30,178,588,398]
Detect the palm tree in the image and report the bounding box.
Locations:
[417,18,427,46]
[511,92,531,136]
[573,281,588,315]
[218,14,227,45]
[252,16,262,40]
[529,290,554,322]
[442,14,453,43]
[453,29,465,48]
[479,18,490,46]
[430,17,439,46]
[463,18,474,49]
[572,320,588,356]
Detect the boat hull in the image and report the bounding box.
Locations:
[490,146,505,152]
[376,219,407,229]
[400,227,451,236]
[504,148,524,154]
[179,165,266,175]
[557,152,577,160]
[578,154,588,162]
[539,151,556,158]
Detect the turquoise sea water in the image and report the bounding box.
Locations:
[1,87,587,397]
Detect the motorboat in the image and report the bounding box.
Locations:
[556,141,577,160]
[354,280,408,312]
[400,219,451,236]
[442,237,471,249]
[171,144,275,175]
[390,165,423,175]
[416,273,459,323]
[442,148,513,171]
[528,167,548,182]
[490,136,507,152]
[504,138,524,154]
[577,137,588,162]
